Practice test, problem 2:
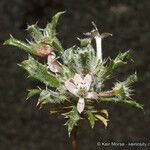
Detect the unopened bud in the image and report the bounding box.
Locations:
[37,44,54,57]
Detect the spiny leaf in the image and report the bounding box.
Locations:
[100,97,144,111]
[62,47,83,73]
[4,36,36,54]
[113,73,137,99]
[43,12,65,52]
[50,11,65,33]
[65,106,80,136]
[95,114,108,127]
[51,37,64,52]
[122,100,144,110]
[124,73,138,86]
[27,24,43,43]
[61,65,74,80]
[114,50,131,64]
[104,50,132,78]
[27,88,41,100]
[79,45,96,73]
[44,11,65,38]
[86,110,96,128]
[113,82,128,98]
[20,56,60,87]
[62,44,96,74]
[37,89,67,106]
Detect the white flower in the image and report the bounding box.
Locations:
[65,74,98,113]
[94,31,112,62]
[84,30,112,62]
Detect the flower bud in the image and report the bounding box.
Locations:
[37,44,54,57]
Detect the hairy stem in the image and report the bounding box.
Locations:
[72,126,78,150]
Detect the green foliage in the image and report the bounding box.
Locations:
[4,11,143,137]
[113,73,137,99]
[27,88,41,100]
[124,73,138,86]
[4,36,37,54]
[65,106,80,136]
[20,56,60,87]
[44,11,65,38]
[100,97,143,111]
[86,111,96,128]
[104,50,132,79]
[95,114,108,127]
[4,11,65,55]
[37,89,67,107]
[43,11,65,52]
[27,24,43,43]
[92,51,132,91]
[62,42,96,74]
[78,38,91,47]
[50,37,64,52]
[86,109,109,128]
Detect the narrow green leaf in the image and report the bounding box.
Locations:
[21,56,60,87]
[86,111,96,128]
[27,88,41,100]
[50,11,65,33]
[114,50,131,64]
[45,11,65,38]
[104,50,132,78]
[4,36,36,54]
[100,97,144,111]
[51,37,64,52]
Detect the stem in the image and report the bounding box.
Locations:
[72,126,78,150]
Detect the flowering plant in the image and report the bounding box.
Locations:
[4,12,143,150]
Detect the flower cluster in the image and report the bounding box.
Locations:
[4,12,143,136]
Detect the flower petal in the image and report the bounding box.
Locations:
[95,36,102,62]
[47,54,60,73]
[77,98,85,113]
[100,32,112,39]
[52,61,62,72]
[83,74,92,89]
[73,74,83,85]
[47,53,56,63]
[48,66,58,73]
[65,80,77,95]
[86,92,98,99]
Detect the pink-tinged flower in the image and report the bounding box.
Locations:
[65,74,98,113]
[47,52,62,73]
